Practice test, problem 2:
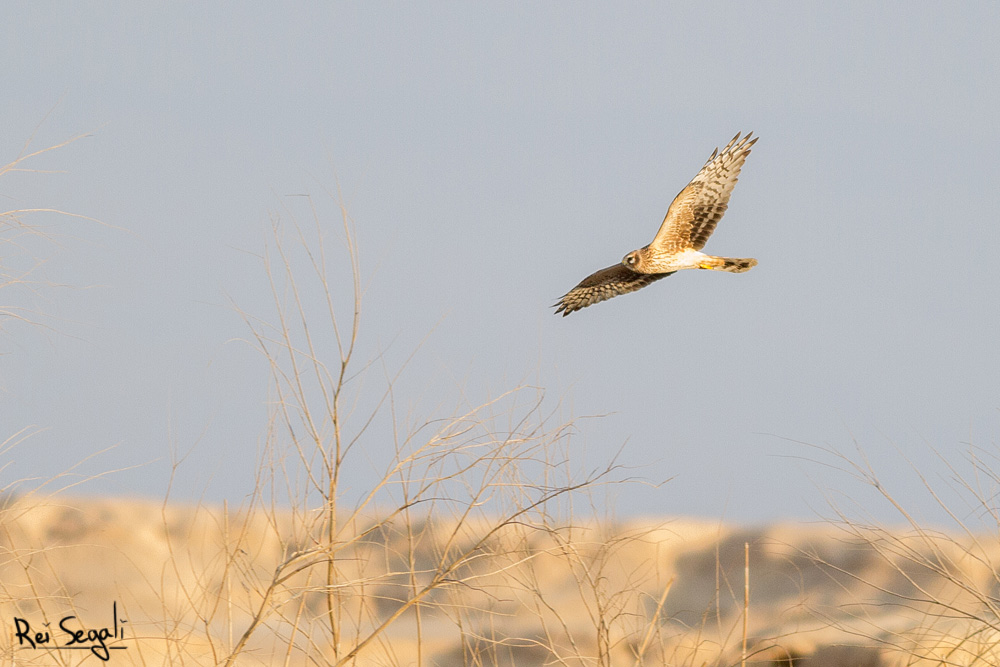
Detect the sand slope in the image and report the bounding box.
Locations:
[1,497,996,666]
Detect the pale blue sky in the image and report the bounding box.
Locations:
[3,3,999,522]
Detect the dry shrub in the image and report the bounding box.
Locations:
[0,147,755,664]
[814,445,1000,667]
[207,194,700,665]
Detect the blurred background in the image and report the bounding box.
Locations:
[2,3,999,522]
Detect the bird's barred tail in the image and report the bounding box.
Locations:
[698,256,757,273]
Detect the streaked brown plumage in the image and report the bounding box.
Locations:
[554,132,758,316]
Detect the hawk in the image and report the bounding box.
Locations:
[554,132,758,316]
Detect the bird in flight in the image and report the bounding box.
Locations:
[554,132,758,316]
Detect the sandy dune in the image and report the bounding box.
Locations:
[0,497,996,665]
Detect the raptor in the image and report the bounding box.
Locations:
[555,132,758,316]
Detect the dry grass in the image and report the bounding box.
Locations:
[807,445,1000,667]
[5,495,998,666]
[0,128,105,340]
[0,181,714,665]
[1,138,999,666]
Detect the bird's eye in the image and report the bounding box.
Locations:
[625,254,635,265]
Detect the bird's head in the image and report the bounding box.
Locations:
[622,250,642,271]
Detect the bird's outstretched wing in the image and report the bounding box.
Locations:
[554,264,674,316]
[649,132,757,253]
